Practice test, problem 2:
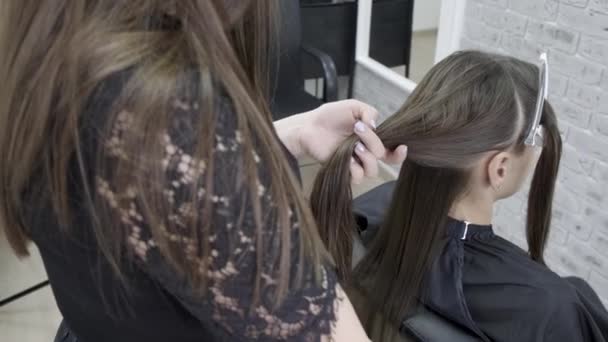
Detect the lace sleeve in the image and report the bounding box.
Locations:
[96,95,339,341]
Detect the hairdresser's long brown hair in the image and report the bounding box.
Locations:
[311,51,561,335]
[0,0,328,304]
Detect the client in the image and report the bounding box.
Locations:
[310,51,608,341]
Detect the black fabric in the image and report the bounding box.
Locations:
[270,89,323,120]
[352,180,396,245]
[353,181,608,341]
[25,71,338,341]
[28,73,214,342]
[269,0,318,121]
[422,219,492,341]
[401,307,480,342]
[54,321,79,342]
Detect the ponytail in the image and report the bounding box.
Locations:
[310,138,358,280]
[526,103,562,263]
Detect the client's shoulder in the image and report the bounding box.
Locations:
[465,236,580,305]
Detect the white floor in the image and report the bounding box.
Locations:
[403,29,438,84]
[0,232,62,341]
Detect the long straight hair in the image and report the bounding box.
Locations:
[0,0,328,305]
[310,51,562,334]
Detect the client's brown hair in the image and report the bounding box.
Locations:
[310,51,562,331]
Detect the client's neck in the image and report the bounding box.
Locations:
[449,193,493,226]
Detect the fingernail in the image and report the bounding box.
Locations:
[351,157,356,164]
[356,142,366,153]
[354,121,366,133]
[371,120,377,130]
[401,146,408,156]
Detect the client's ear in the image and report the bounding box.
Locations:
[487,152,511,193]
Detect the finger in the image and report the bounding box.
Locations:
[354,121,385,159]
[347,99,379,129]
[383,145,408,165]
[354,142,379,178]
[350,158,364,185]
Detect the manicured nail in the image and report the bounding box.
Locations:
[354,121,366,133]
[401,145,408,156]
[371,120,377,129]
[356,142,366,153]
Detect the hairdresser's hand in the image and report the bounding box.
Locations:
[276,100,407,184]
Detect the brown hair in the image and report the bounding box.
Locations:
[0,0,328,305]
[310,51,562,334]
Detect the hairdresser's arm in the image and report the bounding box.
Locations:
[274,100,408,183]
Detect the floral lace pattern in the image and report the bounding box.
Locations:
[96,96,338,341]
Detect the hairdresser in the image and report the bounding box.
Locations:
[0,1,407,341]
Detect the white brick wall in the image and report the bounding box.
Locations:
[462,0,608,303]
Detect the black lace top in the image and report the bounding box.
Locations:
[27,72,339,342]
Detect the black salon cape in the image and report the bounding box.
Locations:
[353,181,608,341]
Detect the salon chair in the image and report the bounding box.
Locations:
[269,0,338,120]
[352,181,481,342]
[300,0,414,99]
